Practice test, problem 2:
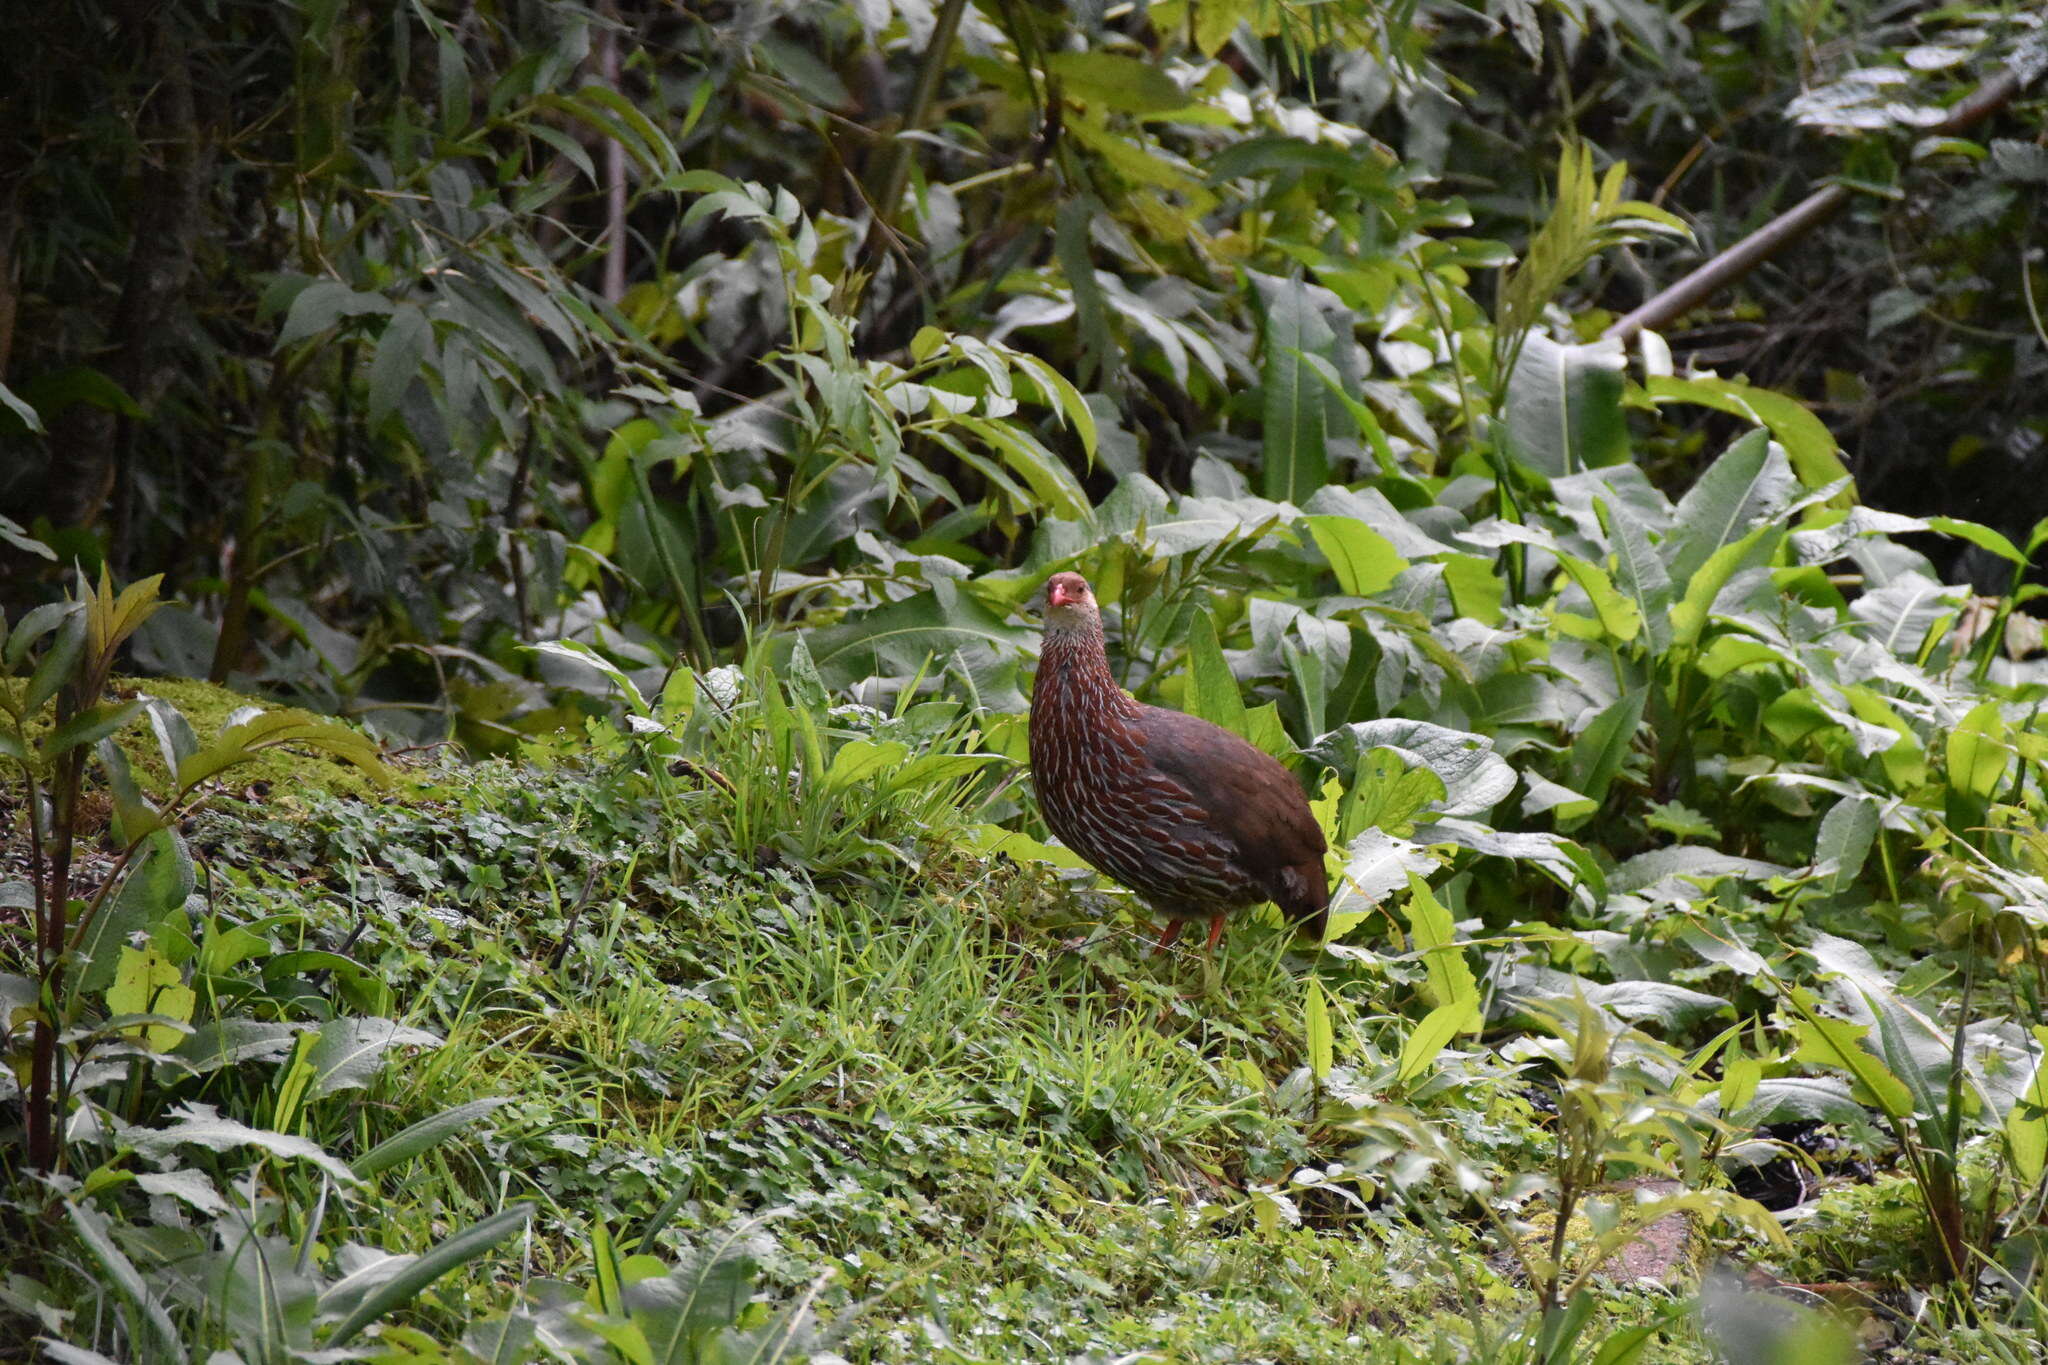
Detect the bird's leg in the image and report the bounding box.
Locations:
[1153,919,1187,954]
[1203,912,1226,954]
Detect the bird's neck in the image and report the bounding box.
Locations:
[1039,618,1141,720]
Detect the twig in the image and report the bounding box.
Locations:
[1606,62,2036,343]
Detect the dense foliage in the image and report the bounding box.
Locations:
[4,0,2048,1360]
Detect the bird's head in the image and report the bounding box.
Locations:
[1041,571,1100,632]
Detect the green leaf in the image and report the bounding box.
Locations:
[1646,375,1851,495]
[78,830,195,995]
[368,303,434,428]
[175,710,387,790]
[1669,525,1777,651]
[1565,689,1646,809]
[1055,199,1113,389]
[1945,699,2009,799]
[105,944,194,1052]
[1664,430,1788,590]
[1401,873,1477,1016]
[2004,1026,2048,1183]
[95,737,163,844]
[305,1016,442,1098]
[1397,998,1479,1085]
[1186,611,1250,734]
[1256,272,1333,503]
[0,380,44,434]
[1440,554,1504,626]
[1304,978,1334,1081]
[1813,794,1878,894]
[1555,554,1642,642]
[4,600,79,671]
[804,583,1034,691]
[325,1204,535,1345]
[352,1098,512,1180]
[1597,498,1672,653]
[1925,516,2026,566]
[1303,517,1408,596]
[1787,1010,1915,1119]
[822,738,911,790]
[963,823,1092,871]
[23,609,86,713]
[278,280,392,346]
[39,700,144,761]
[1044,52,1195,116]
[953,415,1089,519]
[1501,335,1628,476]
[65,1203,187,1365]
[1340,747,1443,840]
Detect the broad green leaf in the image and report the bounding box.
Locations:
[175,710,386,790]
[1043,52,1195,116]
[352,1098,512,1179]
[2005,1026,2048,1182]
[1397,998,1479,1085]
[884,752,1009,792]
[1304,977,1334,1081]
[1303,516,1408,596]
[1555,553,1642,642]
[124,1104,358,1183]
[953,415,1089,519]
[1924,516,2026,565]
[1401,873,1477,1017]
[278,280,393,346]
[305,1016,443,1098]
[1669,525,1777,650]
[1565,689,1646,808]
[1719,1054,1762,1114]
[325,1204,535,1345]
[1340,747,1443,840]
[1787,1011,1914,1119]
[1665,430,1789,590]
[368,303,434,428]
[40,700,144,761]
[1054,199,1113,389]
[65,1203,187,1365]
[1646,375,1851,496]
[1501,334,1628,476]
[1813,795,1878,893]
[1255,272,1333,503]
[77,829,195,995]
[1440,553,1504,626]
[1597,498,1672,652]
[5,599,80,671]
[95,736,163,844]
[807,584,1033,691]
[963,823,1092,871]
[23,609,86,713]
[822,738,911,790]
[1945,699,2009,799]
[106,945,194,1052]
[1185,611,1248,733]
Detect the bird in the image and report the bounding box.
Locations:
[1027,571,1330,954]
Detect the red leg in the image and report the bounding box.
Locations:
[1153,919,1186,954]
[1203,911,1227,953]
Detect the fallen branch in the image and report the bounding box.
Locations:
[1606,58,2041,344]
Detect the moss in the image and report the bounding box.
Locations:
[1,674,397,806]
[111,676,400,803]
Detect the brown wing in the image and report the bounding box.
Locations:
[1130,705,1330,935]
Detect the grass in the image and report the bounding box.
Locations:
[75,733,1711,1363]
[7,672,2033,1362]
